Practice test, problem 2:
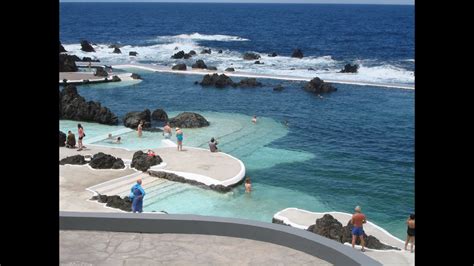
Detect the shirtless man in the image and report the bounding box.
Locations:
[351,206,367,252]
[163,123,172,139]
[405,214,415,253]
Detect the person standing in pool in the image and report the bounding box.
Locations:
[176,128,183,151]
[77,123,85,151]
[137,121,143,138]
[251,115,257,124]
[405,213,415,253]
[245,177,252,193]
[351,205,367,252]
[129,178,146,213]
[163,123,172,139]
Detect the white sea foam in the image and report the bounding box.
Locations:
[155,32,250,42]
[63,40,414,87]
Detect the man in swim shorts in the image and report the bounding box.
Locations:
[351,205,367,252]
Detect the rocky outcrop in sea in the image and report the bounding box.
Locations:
[340,63,359,73]
[172,63,187,70]
[59,85,118,125]
[243,52,261,60]
[151,109,168,121]
[60,41,67,53]
[123,109,151,129]
[191,60,207,69]
[168,112,210,128]
[80,40,95,52]
[291,48,304,58]
[112,47,122,54]
[304,77,337,93]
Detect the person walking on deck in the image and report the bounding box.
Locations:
[176,128,183,151]
[351,205,367,252]
[129,178,146,213]
[405,213,415,253]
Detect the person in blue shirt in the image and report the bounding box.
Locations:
[129,178,146,213]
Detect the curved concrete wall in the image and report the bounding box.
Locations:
[60,211,381,266]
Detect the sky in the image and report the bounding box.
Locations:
[60,0,414,5]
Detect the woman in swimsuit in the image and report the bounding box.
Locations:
[77,123,85,151]
[245,177,252,193]
[405,213,415,253]
[176,128,183,151]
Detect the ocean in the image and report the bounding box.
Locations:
[60,3,414,239]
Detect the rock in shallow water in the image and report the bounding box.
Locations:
[59,155,87,165]
[304,77,337,93]
[123,109,151,129]
[168,112,210,128]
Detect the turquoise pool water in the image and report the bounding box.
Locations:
[60,71,413,239]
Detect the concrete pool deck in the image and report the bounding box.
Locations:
[59,71,136,85]
[273,208,415,265]
[60,230,332,265]
[60,143,245,212]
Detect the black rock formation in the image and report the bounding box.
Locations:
[268,52,277,57]
[123,109,151,129]
[200,74,234,88]
[80,40,95,52]
[91,194,132,212]
[151,109,168,121]
[207,66,217,70]
[168,112,210,128]
[225,67,235,72]
[233,78,262,88]
[304,77,337,93]
[60,41,67,53]
[59,54,78,72]
[149,171,232,193]
[129,51,138,56]
[94,67,108,77]
[291,48,304,58]
[243,52,261,60]
[131,150,163,171]
[131,73,141,79]
[60,85,118,125]
[112,47,122,54]
[172,63,187,70]
[191,60,207,69]
[89,152,125,169]
[59,155,87,165]
[200,48,212,54]
[340,63,359,73]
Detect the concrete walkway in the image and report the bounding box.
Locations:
[274,208,414,265]
[60,230,331,265]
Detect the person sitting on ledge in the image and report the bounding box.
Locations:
[147,149,156,158]
[66,130,76,148]
[209,137,219,152]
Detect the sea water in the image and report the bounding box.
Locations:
[60,3,414,239]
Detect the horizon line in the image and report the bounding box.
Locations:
[60,1,414,5]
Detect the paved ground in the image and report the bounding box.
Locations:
[60,145,244,212]
[60,230,332,265]
[275,208,415,265]
[60,146,242,181]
